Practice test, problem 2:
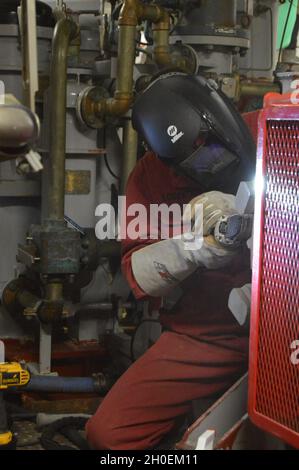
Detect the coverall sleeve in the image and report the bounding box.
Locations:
[121,152,162,300]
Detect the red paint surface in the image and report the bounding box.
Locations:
[249,103,299,449]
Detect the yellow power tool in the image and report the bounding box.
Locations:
[0,363,30,390]
[0,362,30,448]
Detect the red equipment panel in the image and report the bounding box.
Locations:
[249,103,299,448]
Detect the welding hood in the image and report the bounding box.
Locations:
[132,73,256,190]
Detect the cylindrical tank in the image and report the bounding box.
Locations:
[189,0,237,28]
[171,0,249,75]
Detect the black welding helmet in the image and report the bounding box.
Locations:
[132,72,256,191]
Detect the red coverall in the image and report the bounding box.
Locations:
[86,111,259,450]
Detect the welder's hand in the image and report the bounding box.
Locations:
[196,235,236,270]
[183,191,237,237]
[131,192,238,298]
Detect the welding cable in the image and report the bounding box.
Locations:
[103,128,120,181]
[40,417,89,451]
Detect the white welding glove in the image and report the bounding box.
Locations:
[185,191,237,236]
[131,191,238,297]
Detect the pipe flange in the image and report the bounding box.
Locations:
[76,86,110,129]
[170,35,250,50]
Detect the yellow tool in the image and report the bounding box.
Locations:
[0,362,30,390]
[0,362,30,448]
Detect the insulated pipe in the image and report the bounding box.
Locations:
[47,18,78,221]
[23,376,102,394]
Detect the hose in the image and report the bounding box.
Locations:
[23,376,100,394]
[40,417,89,450]
[36,413,91,429]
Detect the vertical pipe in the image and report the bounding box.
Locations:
[39,323,52,374]
[115,25,136,98]
[120,119,138,194]
[47,18,78,221]
[104,24,137,116]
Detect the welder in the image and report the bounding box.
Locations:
[86,73,259,450]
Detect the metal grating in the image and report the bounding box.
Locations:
[255,119,299,436]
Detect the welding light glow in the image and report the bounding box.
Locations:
[254,167,265,198]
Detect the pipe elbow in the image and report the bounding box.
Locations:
[52,18,79,50]
[153,47,172,68]
[104,96,133,117]
[119,0,140,26]
[153,9,170,30]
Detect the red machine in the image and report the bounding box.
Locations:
[249,94,299,449]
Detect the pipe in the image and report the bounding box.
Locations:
[69,301,134,316]
[93,0,168,119]
[81,0,194,125]
[23,375,103,394]
[240,81,280,97]
[47,18,78,221]
[120,119,138,194]
[45,282,63,303]
[152,20,197,71]
[2,281,41,314]
[152,13,171,69]
[93,24,137,118]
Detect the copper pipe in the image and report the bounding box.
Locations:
[95,23,137,117]
[81,0,193,125]
[45,282,63,303]
[152,12,171,68]
[95,0,169,119]
[120,119,138,194]
[240,81,281,98]
[47,18,78,221]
